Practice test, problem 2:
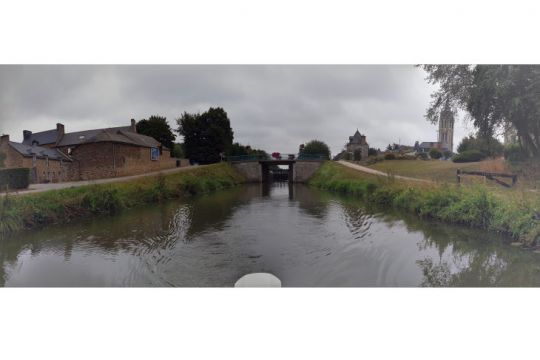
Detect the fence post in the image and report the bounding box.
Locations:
[456,169,461,184]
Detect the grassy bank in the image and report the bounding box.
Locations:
[0,163,245,236]
[310,162,540,245]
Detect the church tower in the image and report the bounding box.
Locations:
[438,103,455,152]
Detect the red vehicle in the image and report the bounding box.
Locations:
[271,152,281,160]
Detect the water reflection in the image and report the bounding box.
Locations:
[1,183,540,287]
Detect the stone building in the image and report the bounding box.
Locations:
[417,103,455,154]
[1,119,177,184]
[0,134,72,183]
[346,129,369,160]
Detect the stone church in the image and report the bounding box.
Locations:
[346,129,369,160]
[418,104,455,153]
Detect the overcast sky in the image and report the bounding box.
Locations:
[0,65,474,155]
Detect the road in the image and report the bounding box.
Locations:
[9,165,205,196]
[337,160,431,183]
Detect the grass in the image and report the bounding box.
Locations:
[310,161,540,245]
[366,158,509,183]
[0,163,245,236]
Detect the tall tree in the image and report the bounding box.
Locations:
[302,140,331,160]
[176,107,234,164]
[422,65,540,158]
[136,115,176,150]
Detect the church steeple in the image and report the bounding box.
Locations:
[438,103,454,151]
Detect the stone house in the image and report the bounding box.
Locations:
[346,129,369,160]
[2,119,177,183]
[0,134,72,183]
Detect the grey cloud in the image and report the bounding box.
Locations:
[0,65,469,155]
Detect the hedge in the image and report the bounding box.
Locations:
[0,168,30,190]
[452,150,485,163]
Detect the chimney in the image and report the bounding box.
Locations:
[131,119,137,133]
[56,123,65,144]
[0,134,9,145]
[23,130,32,142]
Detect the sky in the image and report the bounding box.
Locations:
[0,65,474,155]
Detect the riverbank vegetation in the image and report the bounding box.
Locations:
[0,163,245,236]
[310,162,540,245]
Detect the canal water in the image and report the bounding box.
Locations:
[2,183,540,287]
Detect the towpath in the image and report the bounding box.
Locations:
[336,160,432,183]
[7,165,205,196]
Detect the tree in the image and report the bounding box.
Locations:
[368,148,378,156]
[302,140,331,160]
[171,143,185,158]
[176,107,234,164]
[136,115,176,150]
[229,142,269,158]
[421,65,540,158]
[457,135,503,158]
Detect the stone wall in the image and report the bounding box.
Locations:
[232,160,323,183]
[293,161,323,183]
[231,162,262,182]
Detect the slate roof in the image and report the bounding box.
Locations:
[419,142,440,149]
[22,129,59,146]
[9,142,72,161]
[57,126,160,148]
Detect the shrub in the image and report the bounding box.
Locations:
[456,150,486,163]
[429,148,443,159]
[443,150,453,159]
[416,152,429,160]
[457,135,504,158]
[384,153,396,160]
[368,148,378,156]
[504,143,527,163]
[0,168,30,190]
[452,150,485,163]
[366,156,384,165]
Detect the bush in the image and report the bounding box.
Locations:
[504,143,527,163]
[457,135,504,158]
[384,153,396,160]
[0,168,30,190]
[368,148,378,156]
[416,152,429,160]
[443,150,453,159]
[429,148,443,159]
[452,150,485,163]
[366,156,384,165]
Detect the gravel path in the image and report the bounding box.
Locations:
[336,160,432,183]
[8,165,205,196]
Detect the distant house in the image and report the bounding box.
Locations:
[346,129,369,160]
[2,119,177,183]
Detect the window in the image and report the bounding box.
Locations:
[150,147,159,161]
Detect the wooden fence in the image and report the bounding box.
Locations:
[457,169,518,188]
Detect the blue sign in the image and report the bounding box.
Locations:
[151,147,160,161]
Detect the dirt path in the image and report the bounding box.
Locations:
[336,160,432,183]
[9,165,206,196]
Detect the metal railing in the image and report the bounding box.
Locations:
[228,153,328,162]
[297,153,327,161]
[227,154,269,162]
